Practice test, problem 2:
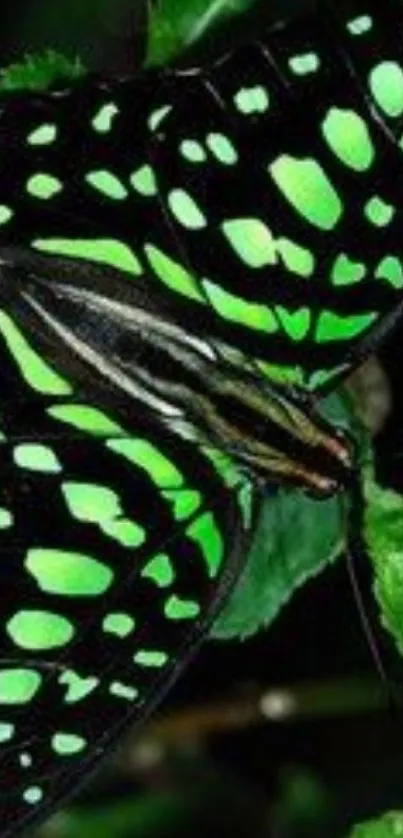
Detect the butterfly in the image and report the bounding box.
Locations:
[0,0,402,834]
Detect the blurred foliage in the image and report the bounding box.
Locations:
[272,766,333,836]
[349,811,403,837]
[43,795,185,838]
[146,0,258,66]
[212,485,344,639]
[0,50,84,91]
[364,473,403,657]
[5,0,148,73]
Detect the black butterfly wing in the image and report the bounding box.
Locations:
[145,0,403,391]
[0,288,251,837]
[0,0,402,399]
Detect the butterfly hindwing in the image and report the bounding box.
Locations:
[0,278,251,837]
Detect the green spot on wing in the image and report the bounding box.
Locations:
[276,237,315,277]
[206,132,238,165]
[107,438,183,488]
[7,610,74,650]
[0,310,71,395]
[33,237,142,275]
[27,123,57,145]
[109,681,138,701]
[186,511,224,578]
[168,189,207,229]
[322,108,375,171]
[0,669,41,704]
[141,553,175,587]
[331,254,366,286]
[165,596,200,620]
[162,488,201,521]
[316,311,377,342]
[52,733,87,755]
[145,243,206,303]
[270,155,343,230]
[234,85,270,114]
[62,482,146,547]
[347,14,372,35]
[103,613,135,637]
[289,52,320,75]
[148,104,172,131]
[14,443,61,473]
[26,548,113,596]
[59,670,99,703]
[222,218,277,268]
[92,102,119,133]
[376,256,403,289]
[0,205,14,224]
[275,306,311,341]
[0,508,13,529]
[364,195,395,226]
[48,404,123,436]
[203,279,278,333]
[27,173,63,199]
[23,786,43,805]
[180,139,207,163]
[134,650,168,667]
[370,60,403,118]
[86,170,128,200]
[130,164,158,196]
[0,723,14,742]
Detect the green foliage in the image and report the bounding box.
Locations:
[0,0,259,92]
[272,767,332,835]
[146,0,258,66]
[364,470,403,656]
[213,390,361,640]
[0,51,84,93]
[349,811,403,837]
[42,795,184,838]
[212,487,345,640]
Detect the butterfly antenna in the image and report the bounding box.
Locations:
[345,479,398,708]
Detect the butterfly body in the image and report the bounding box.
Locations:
[0,0,401,834]
[0,248,352,496]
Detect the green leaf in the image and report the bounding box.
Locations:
[0,51,84,93]
[146,0,257,66]
[212,487,345,640]
[212,390,361,640]
[348,811,403,837]
[364,469,403,656]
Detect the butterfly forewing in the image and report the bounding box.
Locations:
[0,307,251,836]
[0,0,402,396]
[148,0,403,391]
